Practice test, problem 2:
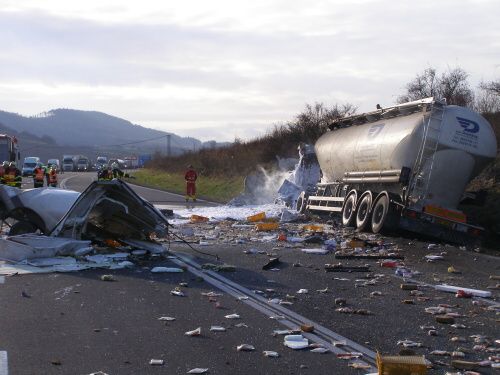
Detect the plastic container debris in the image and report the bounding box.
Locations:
[277,233,287,241]
[348,240,365,248]
[381,260,398,268]
[247,212,266,222]
[434,284,492,298]
[263,351,279,357]
[336,352,363,359]
[149,359,164,366]
[283,335,309,350]
[151,267,184,273]
[255,222,279,231]
[301,248,329,255]
[303,224,323,232]
[185,327,201,336]
[170,288,185,297]
[376,353,427,374]
[210,326,226,332]
[187,368,209,374]
[310,347,329,354]
[190,215,209,223]
[158,316,176,321]
[237,344,255,351]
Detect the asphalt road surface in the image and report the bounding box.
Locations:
[1,172,366,375]
[3,172,498,374]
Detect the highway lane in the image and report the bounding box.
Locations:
[58,171,217,209]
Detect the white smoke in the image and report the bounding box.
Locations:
[229,144,320,206]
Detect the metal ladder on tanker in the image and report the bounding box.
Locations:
[408,100,446,209]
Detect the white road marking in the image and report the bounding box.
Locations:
[59,175,78,189]
[0,351,8,375]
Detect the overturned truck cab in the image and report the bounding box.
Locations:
[0,180,169,245]
[303,98,497,244]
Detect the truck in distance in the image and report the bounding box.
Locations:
[301,97,497,244]
[62,155,76,172]
[77,156,91,171]
[96,156,108,170]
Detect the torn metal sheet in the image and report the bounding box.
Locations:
[0,184,80,234]
[0,234,91,262]
[0,180,169,246]
[50,180,169,243]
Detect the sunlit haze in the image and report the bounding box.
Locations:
[0,0,499,141]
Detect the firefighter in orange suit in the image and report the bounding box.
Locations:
[5,162,21,188]
[184,165,198,202]
[33,164,45,188]
[48,167,58,187]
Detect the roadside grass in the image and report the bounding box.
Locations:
[127,168,244,203]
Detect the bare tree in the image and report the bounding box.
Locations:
[474,84,500,113]
[294,102,357,140]
[480,79,500,96]
[398,67,474,107]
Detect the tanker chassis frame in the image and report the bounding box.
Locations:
[301,170,483,245]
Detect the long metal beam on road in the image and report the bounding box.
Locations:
[170,252,378,373]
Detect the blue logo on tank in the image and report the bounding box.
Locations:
[367,124,384,138]
[456,117,479,133]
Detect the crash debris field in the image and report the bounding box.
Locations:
[0,183,498,374]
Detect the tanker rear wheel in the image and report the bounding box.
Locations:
[342,193,357,227]
[371,194,389,233]
[356,192,373,232]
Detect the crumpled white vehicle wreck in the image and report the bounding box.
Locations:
[0,180,169,264]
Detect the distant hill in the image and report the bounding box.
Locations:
[0,109,227,157]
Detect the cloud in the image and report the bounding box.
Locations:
[0,1,498,141]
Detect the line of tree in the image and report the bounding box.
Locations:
[149,67,499,177]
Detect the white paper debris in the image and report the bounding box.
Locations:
[210,326,226,332]
[237,344,255,351]
[158,316,176,321]
[149,359,164,366]
[185,327,201,336]
[151,267,184,273]
[263,351,279,357]
[283,335,309,350]
[187,368,209,374]
[301,248,329,255]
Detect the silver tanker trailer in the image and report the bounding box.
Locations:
[300,98,497,243]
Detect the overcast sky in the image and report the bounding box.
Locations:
[0,0,499,141]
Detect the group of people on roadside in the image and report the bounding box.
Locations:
[0,161,58,189]
[97,162,124,181]
[32,163,58,188]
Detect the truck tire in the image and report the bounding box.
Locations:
[9,221,38,236]
[371,194,389,233]
[356,191,373,232]
[342,192,357,227]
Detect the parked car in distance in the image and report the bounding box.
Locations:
[22,156,41,176]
